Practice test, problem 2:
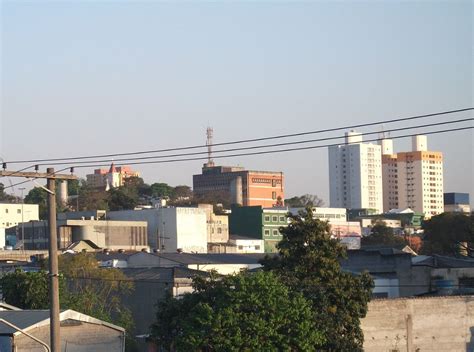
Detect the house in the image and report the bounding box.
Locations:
[0,309,125,351]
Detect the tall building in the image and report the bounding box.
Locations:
[381,135,444,217]
[193,165,284,208]
[86,163,140,190]
[328,131,383,213]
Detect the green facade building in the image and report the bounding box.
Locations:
[229,205,288,253]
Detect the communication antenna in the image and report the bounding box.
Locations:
[206,127,215,167]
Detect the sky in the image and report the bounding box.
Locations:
[0,0,472,205]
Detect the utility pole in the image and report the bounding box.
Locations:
[0,167,76,352]
[47,168,60,352]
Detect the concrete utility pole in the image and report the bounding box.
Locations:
[0,167,76,352]
[47,168,60,352]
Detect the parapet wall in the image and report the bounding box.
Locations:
[362,295,474,352]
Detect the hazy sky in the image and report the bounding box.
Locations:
[1,0,472,205]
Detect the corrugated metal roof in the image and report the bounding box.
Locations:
[152,253,268,265]
[0,310,50,334]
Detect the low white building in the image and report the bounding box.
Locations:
[0,203,39,248]
[106,207,208,253]
[228,235,264,254]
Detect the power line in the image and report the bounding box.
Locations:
[4,107,472,165]
[67,126,473,170]
[2,126,472,190]
[25,117,473,167]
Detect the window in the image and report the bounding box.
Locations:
[272,179,277,187]
[279,216,285,222]
[17,209,21,214]
[264,229,270,236]
[255,245,261,250]
[272,216,278,222]
[5,209,8,214]
[273,229,279,236]
[217,228,222,234]
[272,191,277,200]
[264,216,270,222]
[238,245,243,250]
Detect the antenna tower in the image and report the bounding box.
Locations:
[206,127,215,167]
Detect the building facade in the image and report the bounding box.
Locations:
[193,165,284,208]
[8,219,148,251]
[328,131,383,214]
[444,192,470,213]
[381,135,444,217]
[86,163,140,190]
[0,203,39,248]
[229,205,288,253]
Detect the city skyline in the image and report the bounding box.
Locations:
[1,1,472,204]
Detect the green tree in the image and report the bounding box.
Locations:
[107,187,139,211]
[0,183,18,202]
[421,212,474,257]
[261,208,373,351]
[150,271,324,351]
[0,254,136,349]
[77,182,109,211]
[361,221,407,247]
[24,187,48,219]
[150,182,173,198]
[284,194,324,207]
[0,269,67,309]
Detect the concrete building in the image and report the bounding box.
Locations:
[0,203,39,248]
[444,192,471,213]
[197,204,229,244]
[381,135,444,217]
[105,207,208,253]
[361,296,474,352]
[228,235,264,254]
[8,219,148,251]
[0,309,125,351]
[193,165,284,208]
[328,131,383,214]
[229,205,288,253]
[86,163,140,190]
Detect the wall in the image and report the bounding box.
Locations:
[361,296,474,352]
[0,204,39,228]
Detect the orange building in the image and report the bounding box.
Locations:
[193,165,284,208]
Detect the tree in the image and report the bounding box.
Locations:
[361,221,407,247]
[0,183,18,203]
[150,271,324,351]
[0,253,136,349]
[421,213,474,257]
[261,208,373,351]
[25,187,49,219]
[107,187,139,211]
[284,194,324,207]
[150,183,174,198]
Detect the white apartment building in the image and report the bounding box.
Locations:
[381,135,444,217]
[329,131,383,214]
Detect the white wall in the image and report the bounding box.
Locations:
[175,208,207,253]
[0,204,39,228]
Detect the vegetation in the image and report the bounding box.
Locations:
[0,253,135,348]
[261,208,373,351]
[284,194,324,208]
[361,221,407,247]
[0,182,19,203]
[150,271,324,351]
[421,212,474,257]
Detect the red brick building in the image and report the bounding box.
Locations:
[193,165,284,208]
